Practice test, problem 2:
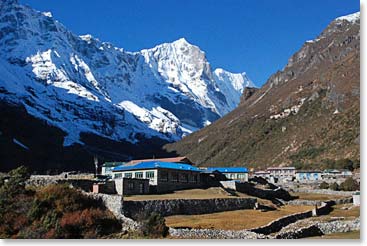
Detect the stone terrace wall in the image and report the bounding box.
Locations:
[286,197,353,206]
[275,218,360,239]
[123,198,257,220]
[26,175,96,192]
[249,201,334,235]
[235,182,293,201]
[169,228,268,239]
[291,188,355,196]
[85,193,139,231]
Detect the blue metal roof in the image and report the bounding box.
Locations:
[112,161,202,172]
[206,167,248,173]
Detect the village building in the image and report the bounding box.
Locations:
[205,167,249,182]
[267,166,296,178]
[295,170,322,181]
[112,161,202,193]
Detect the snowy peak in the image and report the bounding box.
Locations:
[335,11,360,23]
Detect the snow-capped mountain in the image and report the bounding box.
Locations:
[0,0,254,170]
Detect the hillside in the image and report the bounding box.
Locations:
[164,12,360,169]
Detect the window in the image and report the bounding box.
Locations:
[146,171,155,180]
[128,182,134,190]
[189,174,198,183]
[237,173,245,179]
[171,172,179,182]
[135,172,143,179]
[180,173,188,183]
[159,171,168,182]
[124,173,132,178]
[114,173,122,179]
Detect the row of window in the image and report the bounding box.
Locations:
[224,173,247,180]
[114,171,155,180]
[158,171,199,183]
[114,170,199,183]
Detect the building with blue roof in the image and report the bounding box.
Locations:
[205,167,249,181]
[112,161,203,193]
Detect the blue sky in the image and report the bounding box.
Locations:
[21,0,359,87]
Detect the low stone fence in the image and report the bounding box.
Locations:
[235,182,294,202]
[249,210,313,235]
[275,218,360,239]
[249,201,334,235]
[286,197,353,206]
[123,198,257,220]
[291,188,355,196]
[168,228,268,239]
[26,175,96,192]
[316,217,360,234]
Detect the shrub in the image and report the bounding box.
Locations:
[319,181,329,189]
[339,177,359,191]
[137,212,168,238]
[60,208,121,239]
[329,182,339,191]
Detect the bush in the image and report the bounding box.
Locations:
[329,182,339,191]
[60,208,121,238]
[319,181,329,189]
[339,177,359,191]
[137,212,168,238]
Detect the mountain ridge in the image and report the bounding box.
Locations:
[164,12,360,169]
[0,0,254,171]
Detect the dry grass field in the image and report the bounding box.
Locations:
[165,205,313,230]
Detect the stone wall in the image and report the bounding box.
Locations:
[250,210,313,235]
[168,228,268,239]
[26,175,96,192]
[85,192,139,231]
[249,201,333,235]
[235,182,294,201]
[291,188,355,196]
[286,197,353,206]
[275,218,360,239]
[123,197,257,220]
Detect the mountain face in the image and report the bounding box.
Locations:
[165,12,360,169]
[0,0,255,172]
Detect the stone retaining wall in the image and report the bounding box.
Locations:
[286,197,353,206]
[123,198,257,220]
[249,201,333,235]
[27,176,95,192]
[85,193,139,230]
[235,182,293,201]
[168,228,268,239]
[275,218,360,239]
[291,188,355,196]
